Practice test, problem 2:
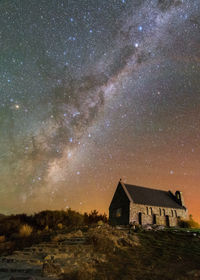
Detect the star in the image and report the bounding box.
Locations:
[0,0,199,224]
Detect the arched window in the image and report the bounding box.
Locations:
[171,210,174,217]
[159,208,162,216]
[150,207,153,215]
[146,207,149,215]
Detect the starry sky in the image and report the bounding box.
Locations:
[0,0,200,221]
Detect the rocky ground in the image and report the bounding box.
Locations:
[0,225,200,280]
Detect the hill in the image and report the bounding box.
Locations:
[0,224,200,279]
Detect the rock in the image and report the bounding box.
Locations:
[155,225,165,231]
[73,230,83,237]
[143,224,153,230]
[42,260,64,277]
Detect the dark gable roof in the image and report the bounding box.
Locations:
[123,183,184,209]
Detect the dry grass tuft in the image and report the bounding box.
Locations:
[57,223,63,229]
[0,236,5,243]
[19,224,33,237]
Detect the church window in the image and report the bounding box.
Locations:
[116,208,122,217]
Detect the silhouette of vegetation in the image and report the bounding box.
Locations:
[84,210,108,224]
[0,209,108,238]
[178,215,200,229]
[0,209,108,256]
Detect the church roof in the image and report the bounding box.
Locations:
[121,182,185,209]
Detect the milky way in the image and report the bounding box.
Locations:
[0,0,200,219]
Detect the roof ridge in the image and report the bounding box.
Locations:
[124,183,169,193]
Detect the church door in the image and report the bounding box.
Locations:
[166,215,170,227]
[138,212,142,225]
[153,214,156,224]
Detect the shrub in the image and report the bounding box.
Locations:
[57,223,63,229]
[0,215,21,237]
[66,208,84,226]
[178,215,200,229]
[0,235,5,243]
[44,225,49,231]
[19,224,33,237]
[97,220,104,226]
[84,210,108,224]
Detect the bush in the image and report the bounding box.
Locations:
[0,215,21,237]
[84,210,108,224]
[66,209,84,226]
[0,209,108,238]
[178,215,200,229]
[97,220,104,226]
[19,224,33,237]
[57,223,63,230]
[0,236,5,243]
[44,225,49,231]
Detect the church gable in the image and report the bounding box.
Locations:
[109,182,130,225]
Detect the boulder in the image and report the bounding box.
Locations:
[142,224,153,230]
[155,225,165,231]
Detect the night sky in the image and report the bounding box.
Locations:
[0,0,200,221]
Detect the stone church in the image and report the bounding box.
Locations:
[109,180,187,227]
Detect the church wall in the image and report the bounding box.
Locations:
[109,183,130,225]
[129,202,187,226]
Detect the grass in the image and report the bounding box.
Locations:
[85,228,200,280]
[0,211,199,279]
[19,224,33,237]
[0,224,200,279]
[166,227,200,233]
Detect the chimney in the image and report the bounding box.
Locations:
[175,191,185,207]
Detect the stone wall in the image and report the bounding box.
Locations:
[129,202,188,226]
